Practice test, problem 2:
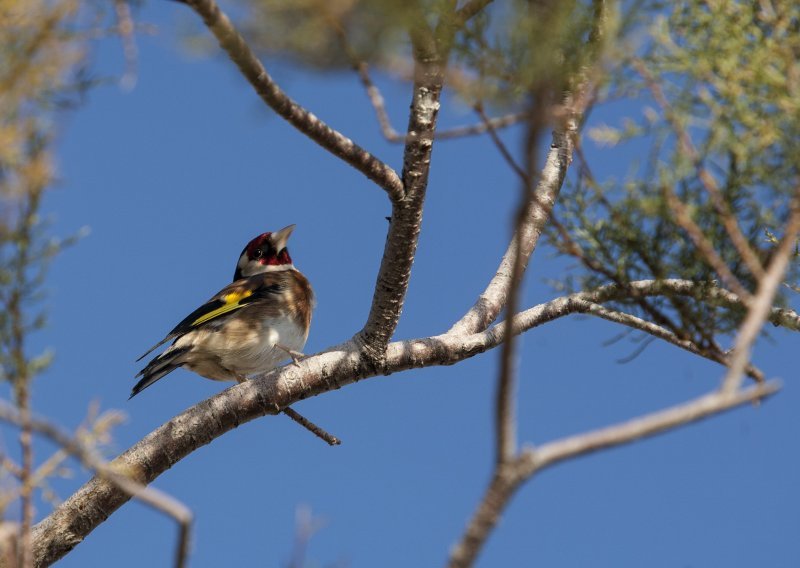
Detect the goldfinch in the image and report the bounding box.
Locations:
[131,225,313,398]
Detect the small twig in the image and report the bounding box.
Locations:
[0,402,193,568]
[235,377,341,446]
[474,103,528,182]
[0,456,23,480]
[583,301,765,382]
[530,382,779,470]
[282,407,341,446]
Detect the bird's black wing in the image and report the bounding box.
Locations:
[136,277,283,361]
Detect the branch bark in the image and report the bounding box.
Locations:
[356,25,451,358]
[29,279,798,565]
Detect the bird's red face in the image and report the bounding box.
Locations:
[234,225,295,280]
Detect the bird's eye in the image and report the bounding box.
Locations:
[253,249,263,259]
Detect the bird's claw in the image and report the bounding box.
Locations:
[276,344,305,367]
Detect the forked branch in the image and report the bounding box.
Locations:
[447,380,779,568]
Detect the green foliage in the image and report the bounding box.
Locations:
[551,0,800,343]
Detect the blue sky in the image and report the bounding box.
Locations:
[16,1,800,566]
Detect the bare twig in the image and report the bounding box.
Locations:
[474,103,528,182]
[235,376,340,445]
[0,403,193,568]
[182,0,404,200]
[720,200,800,394]
[531,382,779,467]
[583,301,764,381]
[447,380,779,568]
[282,407,341,446]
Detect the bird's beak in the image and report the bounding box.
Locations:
[270,224,295,252]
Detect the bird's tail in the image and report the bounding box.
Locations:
[130,346,191,399]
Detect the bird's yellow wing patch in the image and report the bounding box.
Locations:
[190,290,253,327]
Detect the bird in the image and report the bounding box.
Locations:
[131,225,314,399]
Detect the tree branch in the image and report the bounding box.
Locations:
[355,26,450,358]
[29,278,799,564]
[493,96,554,465]
[448,125,574,336]
[447,380,780,568]
[182,0,404,200]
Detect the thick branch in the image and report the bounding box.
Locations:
[183,0,403,200]
[356,32,449,357]
[30,279,798,564]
